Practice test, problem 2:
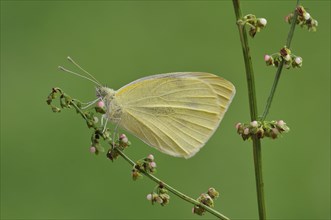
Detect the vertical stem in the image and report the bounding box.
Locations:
[252,138,265,220]
[232,1,258,120]
[232,1,266,219]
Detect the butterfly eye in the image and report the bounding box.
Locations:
[96,88,102,98]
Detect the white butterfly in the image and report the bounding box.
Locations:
[60,57,235,158]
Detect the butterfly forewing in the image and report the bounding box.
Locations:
[115,72,235,158]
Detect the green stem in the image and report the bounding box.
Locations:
[232,1,266,219]
[115,148,230,220]
[261,0,300,120]
[48,89,230,220]
[232,3,258,120]
[252,139,265,220]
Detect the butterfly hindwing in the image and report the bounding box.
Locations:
[115,72,235,158]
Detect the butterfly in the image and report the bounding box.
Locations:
[60,57,235,158]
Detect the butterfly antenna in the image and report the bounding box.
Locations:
[67,56,102,86]
[58,66,102,86]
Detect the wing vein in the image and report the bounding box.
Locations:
[124,109,188,155]
[125,88,213,105]
[165,115,204,144]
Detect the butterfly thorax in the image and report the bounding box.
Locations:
[96,86,122,123]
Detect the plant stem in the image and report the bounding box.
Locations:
[48,89,230,220]
[261,0,300,120]
[251,139,265,220]
[232,1,266,219]
[232,2,258,120]
[115,148,230,220]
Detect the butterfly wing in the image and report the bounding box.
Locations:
[115,72,235,158]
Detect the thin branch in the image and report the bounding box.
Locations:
[115,149,230,220]
[46,88,230,220]
[261,0,300,120]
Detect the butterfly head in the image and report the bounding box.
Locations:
[96,86,115,100]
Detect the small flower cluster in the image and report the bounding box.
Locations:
[137,154,157,173]
[47,87,133,162]
[46,87,68,113]
[264,47,302,69]
[192,188,219,216]
[90,129,110,155]
[106,133,131,160]
[47,88,100,129]
[146,183,170,206]
[238,14,267,38]
[131,168,143,181]
[131,154,157,181]
[285,6,318,32]
[236,120,290,140]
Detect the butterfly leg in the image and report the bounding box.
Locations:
[81,98,100,110]
[112,120,121,148]
[101,114,105,126]
[102,117,109,133]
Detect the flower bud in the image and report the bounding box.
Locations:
[311,19,318,27]
[256,128,265,139]
[90,146,96,153]
[258,18,267,27]
[277,120,285,127]
[146,193,153,201]
[271,128,279,139]
[155,196,163,204]
[285,13,293,23]
[93,116,99,123]
[106,149,114,160]
[276,120,290,133]
[119,134,128,144]
[97,101,105,108]
[264,54,274,66]
[296,6,305,16]
[192,205,205,216]
[244,128,250,135]
[235,122,242,130]
[295,57,302,65]
[150,161,157,168]
[284,54,291,61]
[46,98,52,105]
[207,187,219,199]
[147,154,154,161]
[303,12,311,20]
[250,120,258,127]
[280,47,291,57]
[159,188,167,194]
[132,169,142,181]
[249,27,257,38]
[284,62,291,69]
[264,54,271,61]
[51,106,61,113]
[199,193,214,207]
[159,193,170,206]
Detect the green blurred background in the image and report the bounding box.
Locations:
[1,1,330,219]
